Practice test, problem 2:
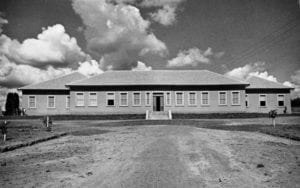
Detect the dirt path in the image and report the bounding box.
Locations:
[0,123,299,188]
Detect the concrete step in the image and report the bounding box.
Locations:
[147,111,172,120]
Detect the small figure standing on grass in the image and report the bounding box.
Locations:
[1,120,8,142]
[269,110,277,128]
[43,116,53,132]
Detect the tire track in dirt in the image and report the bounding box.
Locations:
[119,136,205,188]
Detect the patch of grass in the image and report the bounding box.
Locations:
[173,113,300,119]
[0,114,145,120]
[0,121,55,146]
[70,129,111,136]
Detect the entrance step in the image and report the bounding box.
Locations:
[146,110,172,120]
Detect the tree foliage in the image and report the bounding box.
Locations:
[291,97,300,107]
[4,92,20,116]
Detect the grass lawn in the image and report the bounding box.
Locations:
[0,120,64,147]
[1,117,299,149]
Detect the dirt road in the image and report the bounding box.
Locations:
[0,122,299,188]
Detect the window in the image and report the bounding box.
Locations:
[145,92,151,106]
[66,96,70,108]
[76,93,84,106]
[245,94,249,107]
[259,95,267,107]
[47,96,55,108]
[219,92,227,105]
[133,92,141,106]
[201,92,209,105]
[165,92,171,106]
[89,93,97,106]
[277,95,284,107]
[120,93,128,106]
[28,96,36,108]
[176,92,184,106]
[106,92,115,106]
[188,92,197,106]
[231,91,240,105]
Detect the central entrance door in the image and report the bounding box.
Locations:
[153,93,164,111]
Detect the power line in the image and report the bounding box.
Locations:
[229,16,299,64]
[230,20,298,64]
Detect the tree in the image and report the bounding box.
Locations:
[291,97,300,107]
[13,93,20,115]
[4,92,20,116]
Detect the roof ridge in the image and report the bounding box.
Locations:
[247,75,292,89]
[19,72,86,90]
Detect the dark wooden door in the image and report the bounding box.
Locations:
[153,94,164,111]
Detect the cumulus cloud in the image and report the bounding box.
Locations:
[72,0,167,70]
[78,59,104,76]
[225,62,265,80]
[284,70,300,98]
[248,71,278,82]
[0,24,87,67]
[0,55,72,88]
[167,47,219,67]
[141,0,185,26]
[131,61,152,71]
[150,5,176,26]
[225,63,300,98]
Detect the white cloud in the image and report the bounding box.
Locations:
[225,63,300,99]
[143,0,185,26]
[285,70,300,99]
[132,61,152,71]
[0,24,87,67]
[0,55,72,88]
[150,5,176,26]
[225,62,265,80]
[167,47,214,67]
[78,59,104,76]
[72,0,167,70]
[248,71,278,82]
[139,0,184,7]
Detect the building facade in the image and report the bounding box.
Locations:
[19,70,293,115]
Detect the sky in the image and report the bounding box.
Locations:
[0,0,300,107]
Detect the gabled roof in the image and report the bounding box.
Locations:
[246,76,292,89]
[19,72,87,90]
[67,70,249,86]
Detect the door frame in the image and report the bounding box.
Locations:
[153,92,164,112]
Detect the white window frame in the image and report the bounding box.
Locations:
[75,92,85,107]
[145,92,151,106]
[106,92,115,107]
[245,94,249,107]
[28,95,36,108]
[218,91,227,105]
[132,92,141,106]
[47,95,56,108]
[231,91,240,106]
[88,92,97,107]
[119,92,128,106]
[188,92,197,106]
[259,94,267,107]
[165,92,171,106]
[277,94,285,107]
[201,91,210,106]
[175,92,184,106]
[66,95,70,108]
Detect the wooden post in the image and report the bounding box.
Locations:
[272,118,275,128]
[46,116,49,128]
[1,121,8,142]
